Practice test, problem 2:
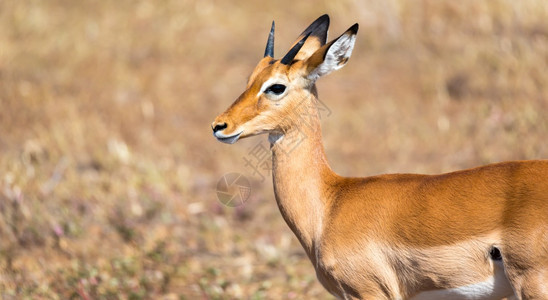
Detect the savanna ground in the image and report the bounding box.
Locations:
[1,0,547,299]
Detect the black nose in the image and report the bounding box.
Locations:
[212,122,228,133]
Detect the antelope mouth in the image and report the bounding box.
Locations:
[214,131,243,144]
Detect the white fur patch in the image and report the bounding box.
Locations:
[410,262,515,300]
[308,33,356,81]
[257,78,277,97]
[257,76,288,99]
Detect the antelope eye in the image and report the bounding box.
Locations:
[265,84,286,95]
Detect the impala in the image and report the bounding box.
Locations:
[211,15,548,299]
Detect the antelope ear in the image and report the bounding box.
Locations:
[305,24,358,82]
[288,14,330,62]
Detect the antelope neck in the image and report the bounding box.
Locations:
[269,95,337,262]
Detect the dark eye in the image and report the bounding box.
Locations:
[265,84,286,95]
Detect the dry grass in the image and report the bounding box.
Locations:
[0,0,547,298]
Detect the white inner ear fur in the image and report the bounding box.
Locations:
[308,33,356,82]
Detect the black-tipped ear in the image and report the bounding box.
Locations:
[347,23,359,35]
[264,21,275,58]
[280,32,310,65]
[298,14,330,46]
[287,14,330,62]
[305,23,359,81]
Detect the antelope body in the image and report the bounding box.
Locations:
[211,15,548,299]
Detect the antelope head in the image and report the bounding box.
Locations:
[212,14,358,144]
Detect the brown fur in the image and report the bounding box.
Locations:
[212,16,548,299]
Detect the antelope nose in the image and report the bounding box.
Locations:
[212,122,228,133]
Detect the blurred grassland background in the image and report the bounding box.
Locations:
[1,0,547,298]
